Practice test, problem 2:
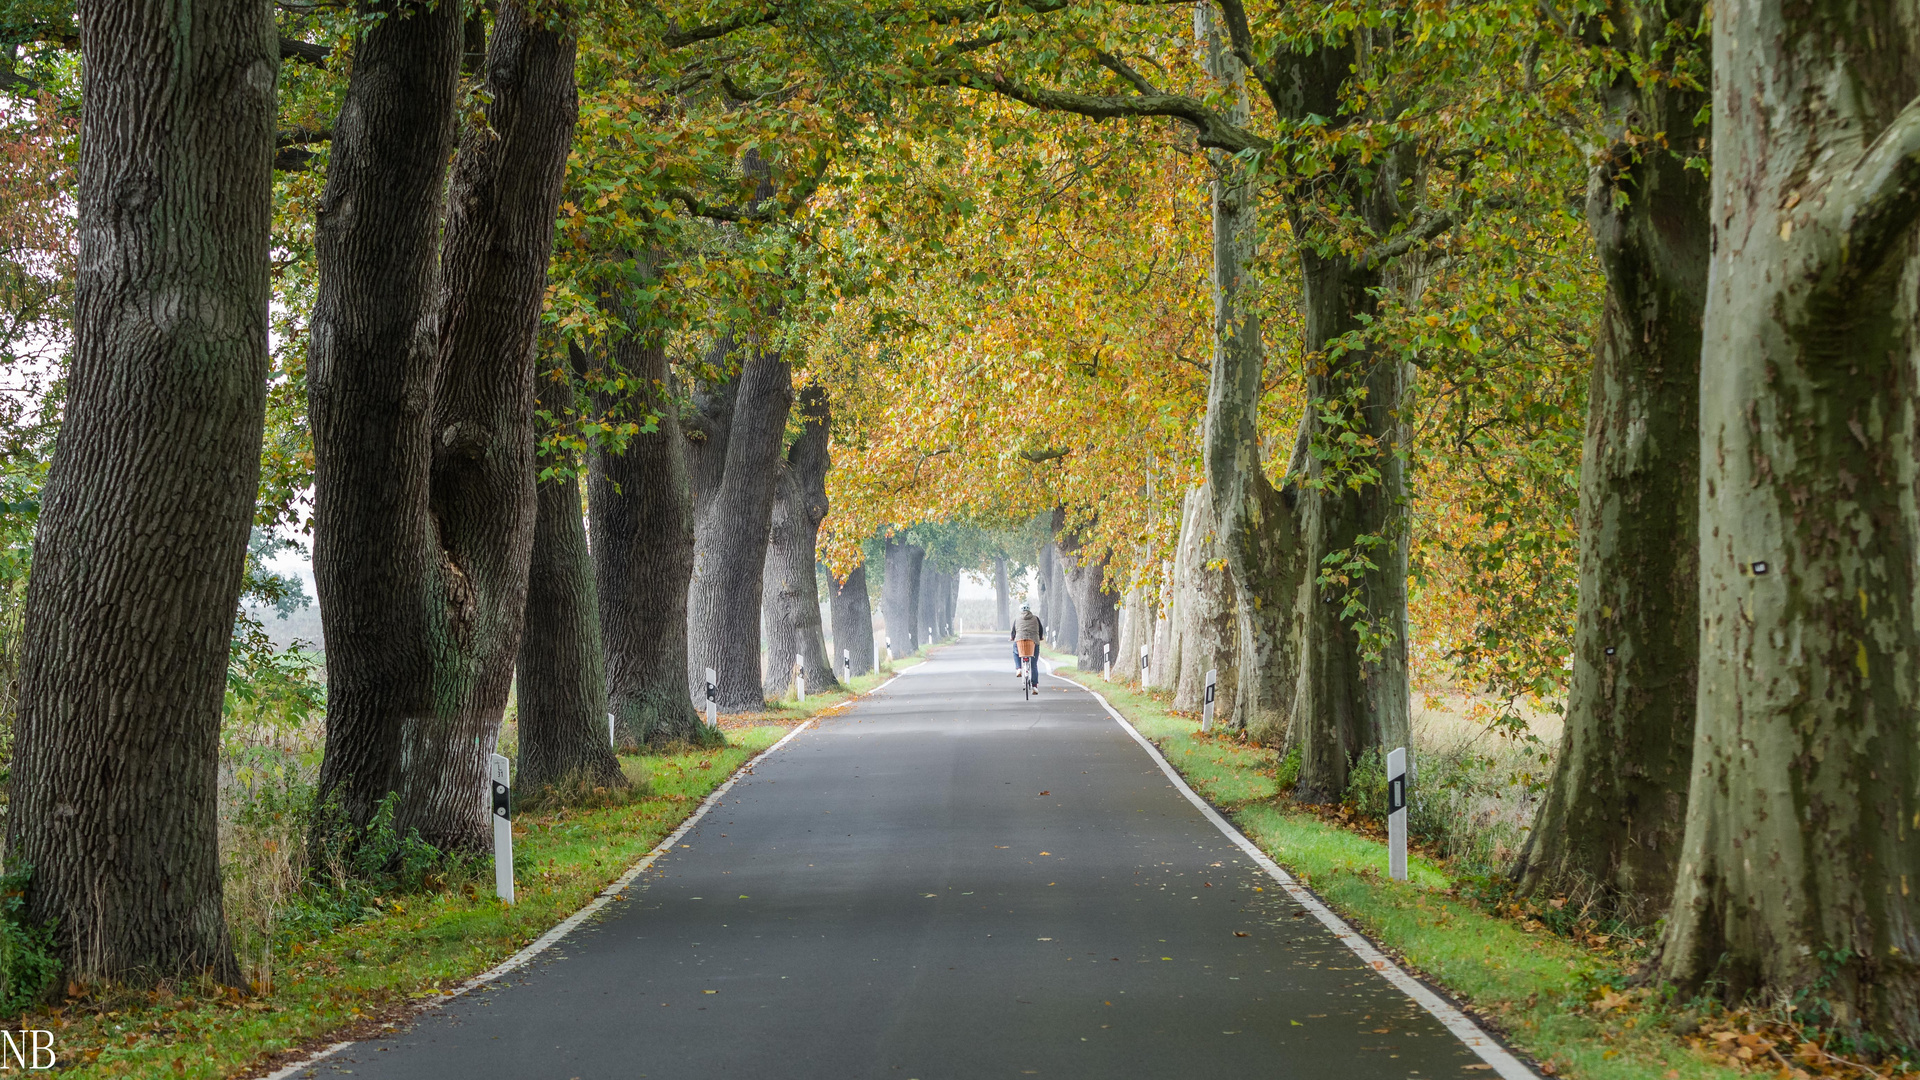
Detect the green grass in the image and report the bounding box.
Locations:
[1065,670,1748,1080]
[48,724,808,1077]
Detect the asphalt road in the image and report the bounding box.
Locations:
[305,638,1505,1079]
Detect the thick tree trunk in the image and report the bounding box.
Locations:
[1654,0,1920,1042]
[517,437,626,792]
[1292,297,1412,802]
[880,539,923,655]
[685,345,792,711]
[1053,552,1079,654]
[1055,512,1118,673]
[1036,542,1056,640]
[1113,585,1143,683]
[916,561,942,646]
[1148,562,1175,687]
[1171,485,1242,725]
[994,557,1010,629]
[590,334,711,747]
[8,0,274,983]
[1511,0,1708,922]
[1171,490,1205,709]
[1201,138,1305,744]
[829,562,874,677]
[312,0,574,852]
[762,383,838,697]
[306,0,460,849]
[946,573,960,635]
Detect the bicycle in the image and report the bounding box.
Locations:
[1016,640,1038,700]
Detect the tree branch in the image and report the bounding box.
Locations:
[1020,447,1071,463]
[274,126,332,172]
[662,5,784,48]
[924,67,1268,154]
[1837,93,1920,274]
[1094,50,1159,95]
[1352,210,1457,271]
[280,36,331,66]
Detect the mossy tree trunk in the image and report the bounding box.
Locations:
[8,0,275,983]
[1512,0,1708,922]
[1655,0,1920,1042]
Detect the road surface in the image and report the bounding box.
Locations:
[300,637,1515,1079]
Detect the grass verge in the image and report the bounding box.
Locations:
[1060,667,1754,1080]
[41,700,859,1078]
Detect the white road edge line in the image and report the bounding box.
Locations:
[1069,678,1540,1080]
[262,676,901,1080]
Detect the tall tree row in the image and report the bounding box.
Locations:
[8,0,277,981]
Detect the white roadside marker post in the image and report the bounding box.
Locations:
[795,653,806,703]
[1387,747,1408,882]
[607,712,616,748]
[488,753,515,904]
[704,667,718,727]
[1140,645,1151,687]
[842,648,851,685]
[1202,668,1217,732]
[1103,642,1111,681]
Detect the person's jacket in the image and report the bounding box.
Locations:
[1011,612,1045,642]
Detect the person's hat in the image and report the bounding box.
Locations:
[1020,603,1031,612]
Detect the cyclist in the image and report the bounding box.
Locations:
[1010,602,1045,694]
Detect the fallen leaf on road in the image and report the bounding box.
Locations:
[1234,931,1249,937]
[1038,791,1050,796]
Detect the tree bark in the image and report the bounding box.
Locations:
[1055,511,1118,673]
[829,561,874,677]
[762,383,838,697]
[1654,0,1920,1042]
[880,539,923,656]
[311,0,574,852]
[590,334,712,747]
[686,344,792,711]
[517,433,626,792]
[8,0,274,984]
[1511,0,1708,922]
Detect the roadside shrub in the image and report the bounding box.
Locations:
[0,865,58,1016]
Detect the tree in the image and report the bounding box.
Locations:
[590,331,713,746]
[1654,0,1920,1043]
[7,0,275,982]
[310,0,576,852]
[828,561,875,676]
[881,536,924,655]
[763,382,839,696]
[518,380,627,793]
[1511,0,1709,922]
[1055,509,1118,672]
[685,340,793,711]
